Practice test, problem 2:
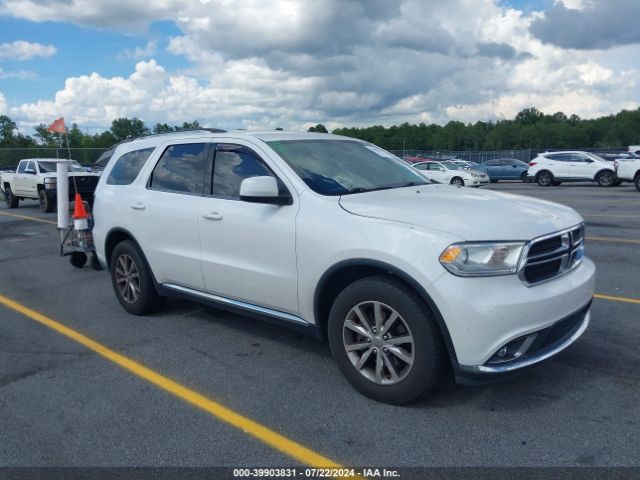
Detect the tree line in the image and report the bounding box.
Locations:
[1,107,639,155]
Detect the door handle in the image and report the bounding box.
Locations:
[203,212,223,221]
[130,202,146,210]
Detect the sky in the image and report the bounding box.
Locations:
[0,0,638,133]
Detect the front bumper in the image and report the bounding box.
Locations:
[469,177,490,186]
[429,257,595,378]
[456,302,590,383]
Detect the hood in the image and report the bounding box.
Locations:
[339,185,583,241]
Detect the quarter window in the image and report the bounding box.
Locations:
[149,143,207,194]
[107,147,155,185]
[211,144,274,199]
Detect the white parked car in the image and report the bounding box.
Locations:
[93,130,595,404]
[615,158,640,191]
[413,161,489,187]
[527,151,618,187]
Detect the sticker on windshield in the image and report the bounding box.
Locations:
[364,145,397,158]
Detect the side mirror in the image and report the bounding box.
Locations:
[239,176,291,205]
[25,168,36,175]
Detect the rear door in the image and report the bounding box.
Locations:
[199,141,299,314]
[130,141,208,289]
[543,153,570,178]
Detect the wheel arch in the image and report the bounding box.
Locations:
[104,227,161,289]
[313,259,459,367]
[594,168,615,180]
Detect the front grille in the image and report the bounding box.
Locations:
[520,224,585,285]
[69,176,99,193]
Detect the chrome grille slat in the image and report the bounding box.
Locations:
[519,224,585,286]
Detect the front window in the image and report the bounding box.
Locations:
[267,140,426,195]
[39,161,85,173]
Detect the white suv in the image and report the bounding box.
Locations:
[93,130,595,404]
[527,151,618,187]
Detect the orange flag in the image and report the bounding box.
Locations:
[47,117,67,134]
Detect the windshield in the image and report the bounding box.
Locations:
[440,161,462,170]
[39,161,85,173]
[267,140,427,195]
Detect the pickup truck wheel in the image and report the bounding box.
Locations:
[328,276,444,405]
[536,171,553,187]
[38,190,55,213]
[596,171,615,187]
[4,186,19,208]
[635,175,640,192]
[450,177,464,187]
[110,240,164,315]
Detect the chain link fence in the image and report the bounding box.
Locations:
[389,149,533,163]
[0,148,108,169]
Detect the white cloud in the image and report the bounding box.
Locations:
[0,68,37,80]
[1,0,639,130]
[118,40,157,60]
[0,40,56,60]
[0,92,7,114]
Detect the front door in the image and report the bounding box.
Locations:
[199,142,299,314]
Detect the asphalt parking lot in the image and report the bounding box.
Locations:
[1,182,639,470]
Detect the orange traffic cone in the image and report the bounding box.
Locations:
[73,193,89,230]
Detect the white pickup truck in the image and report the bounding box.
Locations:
[1,158,100,212]
[615,157,640,191]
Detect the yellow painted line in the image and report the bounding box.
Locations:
[586,236,640,245]
[0,294,345,469]
[0,211,57,225]
[594,293,640,305]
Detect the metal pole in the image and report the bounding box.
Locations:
[57,161,70,230]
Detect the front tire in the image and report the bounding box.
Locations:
[536,171,553,187]
[39,189,55,213]
[596,170,615,187]
[327,276,444,404]
[110,240,164,315]
[4,186,19,208]
[450,177,464,187]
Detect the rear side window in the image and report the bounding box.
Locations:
[211,144,273,199]
[149,143,207,194]
[106,147,155,185]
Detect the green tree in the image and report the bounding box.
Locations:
[110,117,148,141]
[308,124,328,133]
[153,123,174,134]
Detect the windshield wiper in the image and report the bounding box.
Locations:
[345,186,395,194]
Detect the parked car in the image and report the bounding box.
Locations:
[475,158,529,182]
[413,161,489,187]
[629,145,640,156]
[403,155,434,164]
[615,158,640,191]
[527,151,619,187]
[92,130,594,404]
[1,158,100,212]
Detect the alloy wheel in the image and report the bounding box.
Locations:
[114,253,140,304]
[342,301,415,385]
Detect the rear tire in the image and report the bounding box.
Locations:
[520,172,527,182]
[4,186,19,208]
[552,181,563,186]
[635,175,640,192]
[327,276,444,405]
[536,171,553,187]
[110,240,164,315]
[39,189,55,213]
[596,170,615,187]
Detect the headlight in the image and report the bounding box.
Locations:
[44,177,57,190]
[439,242,526,277]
